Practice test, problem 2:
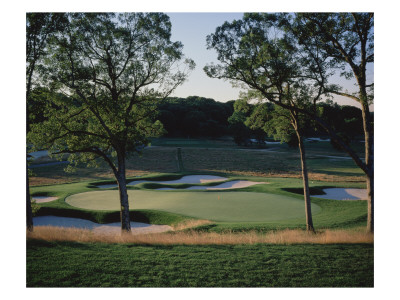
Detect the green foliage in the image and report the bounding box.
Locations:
[31,199,41,216]
[228,111,252,145]
[26,13,68,97]
[157,96,233,138]
[204,14,327,152]
[28,13,194,174]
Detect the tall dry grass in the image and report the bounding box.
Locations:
[172,219,212,231]
[27,226,373,245]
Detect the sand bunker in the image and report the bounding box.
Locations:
[250,139,282,145]
[305,138,330,142]
[129,175,228,185]
[32,196,58,203]
[96,183,119,189]
[156,180,265,191]
[33,216,172,235]
[96,175,228,189]
[313,188,367,200]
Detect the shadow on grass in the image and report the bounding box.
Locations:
[35,207,194,226]
[282,187,327,196]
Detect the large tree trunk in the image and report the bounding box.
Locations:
[360,99,374,233]
[292,113,315,232]
[116,154,131,232]
[296,132,315,232]
[26,86,33,231]
[116,174,131,232]
[366,169,374,232]
[26,162,33,231]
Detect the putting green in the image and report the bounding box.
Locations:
[66,190,321,223]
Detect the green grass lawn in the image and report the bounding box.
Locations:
[26,239,373,287]
[31,174,367,231]
[31,174,367,232]
[65,190,322,222]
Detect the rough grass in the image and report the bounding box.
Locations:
[29,139,365,186]
[26,239,374,287]
[27,226,373,245]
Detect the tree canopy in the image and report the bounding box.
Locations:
[204,12,374,232]
[28,13,194,231]
[29,13,194,171]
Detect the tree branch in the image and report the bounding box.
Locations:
[53,146,118,176]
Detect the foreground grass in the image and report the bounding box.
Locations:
[27,239,373,287]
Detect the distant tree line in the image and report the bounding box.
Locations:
[29,90,369,145]
[157,96,234,138]
[155,95,369,146]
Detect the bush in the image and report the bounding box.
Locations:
[31,198,41,216]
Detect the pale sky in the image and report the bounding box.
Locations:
[167,13,245,102]
[166,12,374,110]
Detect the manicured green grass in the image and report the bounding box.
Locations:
[26,239,373,287]
[65,190,321,222]
[31,174,367,231]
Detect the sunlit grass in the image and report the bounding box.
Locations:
[27,226,373,245]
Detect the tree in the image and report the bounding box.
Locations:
[228,99,253,146]
[205,13,374,233]
[26,13,68,231]
[157,96,233,138]
[28,13,194,232]
[286,13,374,232]
[204,15,324,231]
[248,99,315,231]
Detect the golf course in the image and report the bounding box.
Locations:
[27,138,373,287]
[25,12,376,289]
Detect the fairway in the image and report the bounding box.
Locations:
[66,190,321,222]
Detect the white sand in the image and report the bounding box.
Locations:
[312,188,367,200]
[137,175,228,184]
[97,175,228,189]
[250,139,282,145]
[33,216,172,235]
[127,180,153,186]
[29,150,49,159]
[32,196,58,203]
[96,183,119,188]
[305,138,330,142]
[156,180,266,191]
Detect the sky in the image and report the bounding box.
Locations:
[165,12,374,110]
[167,13,245,102]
